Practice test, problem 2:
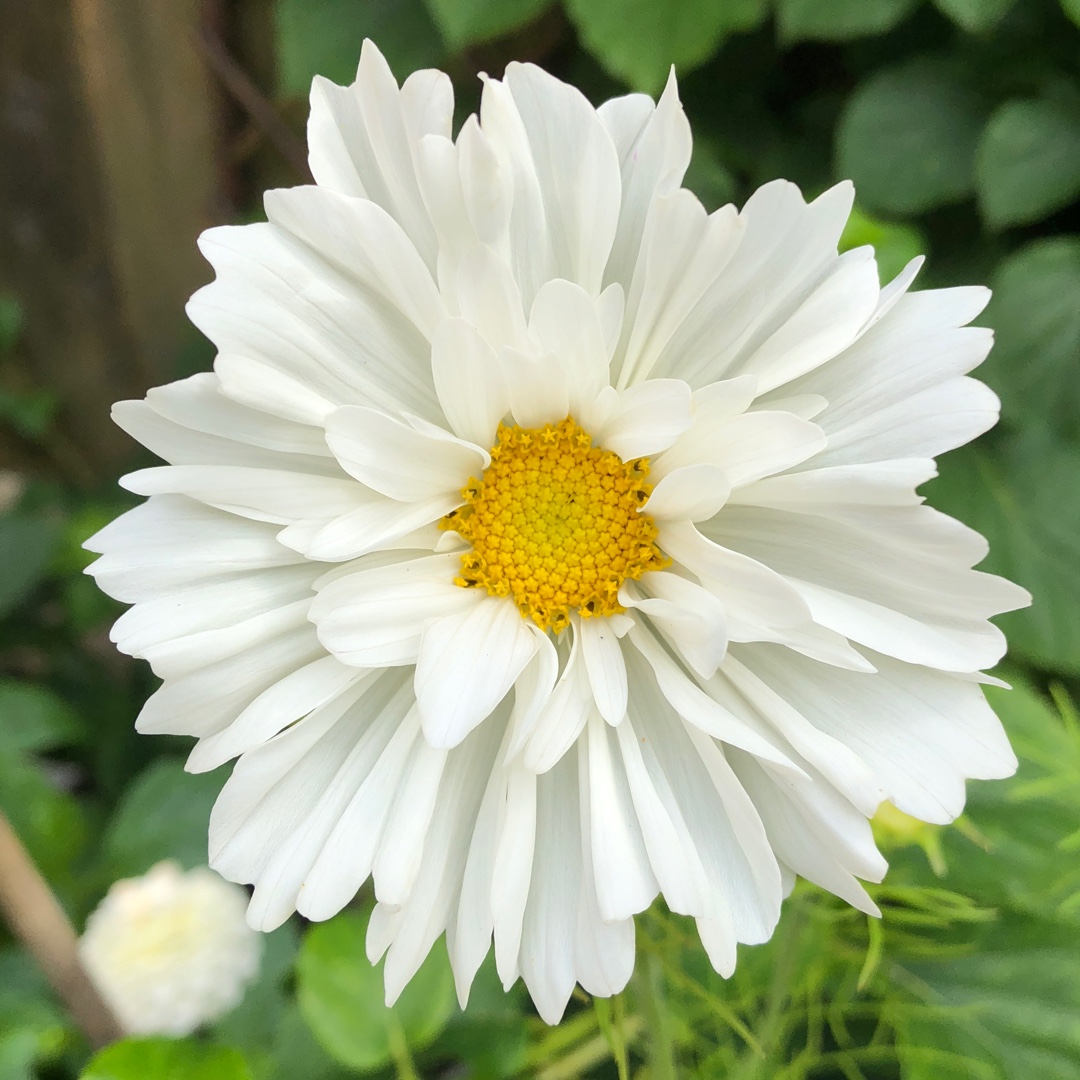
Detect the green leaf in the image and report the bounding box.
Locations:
[683,136,738,213]
[976,100,1080,228]
[900,926,1080,1080]
[423,0,552,49]
[0,296,21,354]
[565,0,767,94]
[931,0,1015,31]
[296,908,456,1072]
[778,0,919,42]
[274,0,445,97]
[104,758,226,877]
[1061,0,1080,27]
[926,431,1080,674]
[836,57,987,214]
[0,682,80,754]
[81,1039,253,1080]
[981,237,1080,439]
[0,513,60,617]
[839,205,926,284]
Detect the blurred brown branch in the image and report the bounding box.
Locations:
[0,810,122,1049]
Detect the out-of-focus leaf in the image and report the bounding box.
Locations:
[0,389,58,442]
[976,100,1080,228]
[981,237,1080,440]
[1061,0,1080,27]
[435,954,528,1079]
[927,431,1080,674]
[683,136,738,212]
[0,757,86,886]
[424,0,552,49]
[840,205,926,284]
[0,951,68,1080]
[932,0,1016,30]
[778,0,919,42]
[103,758,225,877]
[80,1039,253,1080]
[899,923,1080,1080]
[0,682,80,754]
[0,514,60,617]
[836,57,986,214]
[565,0,767,94]
[296,908,455,1072]
[0,297,20,353]
[916,680,1080,926]
[274,0,444,96]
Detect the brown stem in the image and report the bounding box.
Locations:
[195,22,312,183]
[0,811,122,1049]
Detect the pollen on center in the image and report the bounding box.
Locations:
[439,417,668,632]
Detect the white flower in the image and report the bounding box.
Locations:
[85,41,1029,1024]
[79,862,261,1035]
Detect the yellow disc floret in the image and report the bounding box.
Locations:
[440,417,668,632]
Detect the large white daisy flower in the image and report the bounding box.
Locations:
[85,41,1029,1024]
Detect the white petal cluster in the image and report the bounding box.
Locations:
[85,41,1029,1023]
[79,862,261,1035]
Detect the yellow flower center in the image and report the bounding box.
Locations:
[440,417,668,632]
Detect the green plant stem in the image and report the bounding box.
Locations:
[386,1015,421,1080]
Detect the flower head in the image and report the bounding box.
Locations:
[86,41,1029,1023]
[79,862,261,1035]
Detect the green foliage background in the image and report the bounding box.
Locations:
[2,0,1080,1077]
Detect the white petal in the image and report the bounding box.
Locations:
[528,279,610,418]
[653,410,826,488]
[430,318,509,447]
[577,615,628,725]
[645,463,731,521]
[620,571,728,677]
[627,623,800,775]
[312,553,482,666]
[522,628,593,773]
[325,405,485,501]
[499,62,622,297]
[264,185,445,342]
[600,71,692,291]
[581,711,657,920]
[417,599,539,748]
[306,41,448,266]
[503,347,571,430]
[593,378,693,459]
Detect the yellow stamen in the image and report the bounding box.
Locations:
[440,417,668,632]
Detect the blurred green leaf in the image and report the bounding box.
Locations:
[0,297,21,354]
[932,0,1016,31]
[0,513,60,617]
[0,681,80,754]
[683,136,738,212]
[296,908,456,1072]
[103,758,225,877]
[900,925,1080,1080]
[423,0,552,49]
[0,951,68,1080]
[0,389,58,443]
[565,0,767,94]
[1061,0,1080,27]
[778,0,919,42]
[275,0,444,96]
[81,1039,253,1080]
[927,431,1080,674]
[982,237,1080,440]
[840,204,926,283]
[976,100,1080,228]
[837,57,987,214]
